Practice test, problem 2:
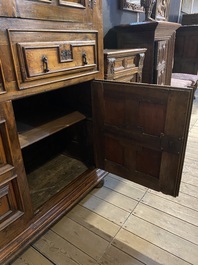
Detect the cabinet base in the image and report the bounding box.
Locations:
[0,168,107,265]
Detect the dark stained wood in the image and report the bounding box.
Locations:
[15,0,91,23]
[182,13,198,25]
[173,26,198,75]
[104,48,147,82]
[0,0,104,103]
[18,111,86,149]
[92,80,194,196]
[105,21,180,85]
[0,1,194,264]
[0,1,104,264]
[0,168,108,265]
[0,101,33,247]
[27,154,88,210]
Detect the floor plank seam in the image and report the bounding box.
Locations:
[144,191,198,214]
[120,227,194,265]
[31,246,56,265]
[128,212,198,246]
[49,223,109,264]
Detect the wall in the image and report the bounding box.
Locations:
[102,0,142,36]
[193,1,198,13]
[102,0,182,37]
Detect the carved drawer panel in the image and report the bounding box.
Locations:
[15,0,93,22]
[8,29,99,90]
[0,176,24,231]
[104,48,146,83]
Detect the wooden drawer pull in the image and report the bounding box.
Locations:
[42,56,50,73]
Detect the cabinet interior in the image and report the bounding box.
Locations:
[12,83,94,210]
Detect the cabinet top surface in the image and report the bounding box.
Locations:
[104,48,147,56]
[114,21,181,33]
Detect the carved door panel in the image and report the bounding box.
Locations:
[154,40,168,85]
[92,80,193,196]
[15,0,96,23]
[0,101,33,249]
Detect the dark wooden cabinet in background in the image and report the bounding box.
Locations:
[0,1,194,264]
[105,21,180,85]
[173,25,198,75]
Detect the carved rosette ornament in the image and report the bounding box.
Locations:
[141,0,156,21]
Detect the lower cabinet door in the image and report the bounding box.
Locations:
[92,80,194,197]
[0,101,33,253]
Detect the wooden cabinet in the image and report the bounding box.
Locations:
[9,29,99,91]
[0,101,33,249]
[173,25,198,75]
[182,13,198,25]
[104,48,146,82]
[0,1,194,264]
[104,21,180,85]
[92,80,193,196]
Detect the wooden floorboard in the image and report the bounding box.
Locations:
[11,90,198,265]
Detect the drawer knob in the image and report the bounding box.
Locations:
[82,52,88,65]
[42,56,50,73]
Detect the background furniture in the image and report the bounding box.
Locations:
[104,48,146,82]
[0,2,193,264]
[105,21,180,85]
[171,73,198,98]
[182,13,198,25]
[173,25,198,75]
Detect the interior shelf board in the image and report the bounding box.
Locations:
[18,111,86,149]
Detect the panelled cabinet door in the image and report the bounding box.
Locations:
[15,0,96,23]
[0,101,33,251]
[92,80,194,197]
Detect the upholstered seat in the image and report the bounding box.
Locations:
[171,73,198,98]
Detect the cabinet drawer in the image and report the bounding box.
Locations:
[104,48,146,83]
[8,29,99,90]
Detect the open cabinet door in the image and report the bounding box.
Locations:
[92,80,194,197]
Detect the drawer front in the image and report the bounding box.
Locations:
[8,29,99,90]
[104,54,144,83]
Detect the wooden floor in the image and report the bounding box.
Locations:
[11,90,198,265]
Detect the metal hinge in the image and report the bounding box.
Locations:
[160,134,183,155]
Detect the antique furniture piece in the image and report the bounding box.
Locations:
[182,13,198,25]
[0,1,194,264]
[105,21,180,85]
[104,48,147,82]
[173,25,198,75]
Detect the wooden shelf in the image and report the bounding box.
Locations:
[18,111,86,149]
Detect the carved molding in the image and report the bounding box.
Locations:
[32,0,52,3]
[59,0,86,9]
[0,61,6,93]
[120,0,144,13]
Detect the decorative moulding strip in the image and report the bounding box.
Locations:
[120,0,144,13]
